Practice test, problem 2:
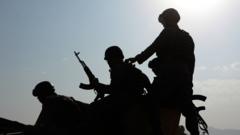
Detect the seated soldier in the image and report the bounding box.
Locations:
[89,46,151,135]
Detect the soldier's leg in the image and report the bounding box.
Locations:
[181,102,199,135]
[145,96,164,135]
[159,107,181,135]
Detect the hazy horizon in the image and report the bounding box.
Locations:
[0,0,240,130]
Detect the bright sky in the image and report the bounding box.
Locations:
[0,0,240,130]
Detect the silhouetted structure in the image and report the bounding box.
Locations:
[127,8,202,135]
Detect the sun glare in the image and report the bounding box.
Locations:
[170,0,225,14]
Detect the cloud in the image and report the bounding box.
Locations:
[212,62,240,72]
[194,79,240,97]
[195,62,240,79]
[213,65,230,72]
[230,62,240,71]
[193,79,240,129]
[196,62,240,72]
[196,66,207,71]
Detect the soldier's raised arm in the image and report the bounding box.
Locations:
[126,8,180,65]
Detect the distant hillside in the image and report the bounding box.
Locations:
[179,126,240,135]
[208,127,240,135]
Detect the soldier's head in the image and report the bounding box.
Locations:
[148,58,161,76]
[104,46,124,68]
[32,81,56,103]
[158,8,180,27]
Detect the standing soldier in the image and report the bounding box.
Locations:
[127,8,199,135]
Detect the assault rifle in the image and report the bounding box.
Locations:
[74,51,104,101]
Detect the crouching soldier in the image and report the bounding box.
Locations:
[24,81,86,135]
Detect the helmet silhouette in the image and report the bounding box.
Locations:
[104,46,124,61]
[159,8,180,24]
[33,81,55,97]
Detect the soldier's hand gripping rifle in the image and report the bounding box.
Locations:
[74,51,104,101]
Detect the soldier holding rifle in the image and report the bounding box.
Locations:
[76,46,151,135]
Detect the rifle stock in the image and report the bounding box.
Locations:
[80,83,94,90]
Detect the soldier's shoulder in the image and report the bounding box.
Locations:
[45,95,71,104]
[125,63,146,76]
[179,29,192,37]
[161,28,184,38]
[45,94,58,100]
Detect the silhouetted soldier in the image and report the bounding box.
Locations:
[24,81,85,134]
[126,8,199,135]
[90,46,151,135]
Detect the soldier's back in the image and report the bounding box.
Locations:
[42,95,83,128]
[110,62,149,96]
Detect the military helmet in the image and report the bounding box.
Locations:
[159,8,180,24]
[104,46,124,60]
[148,58,161,69]
[32,81,55,97]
